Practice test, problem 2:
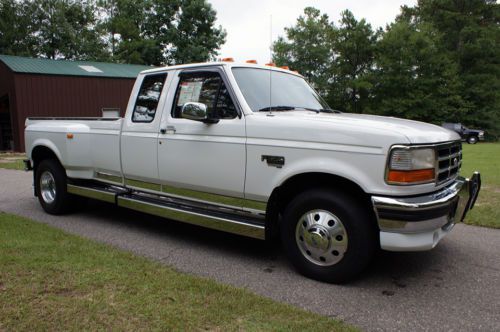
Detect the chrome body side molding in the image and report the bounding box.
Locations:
[120,178,267,213]
[124,178,162,192]
[160,183,267,213]
[95,171,123,185]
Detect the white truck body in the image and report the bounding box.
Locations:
[24,62,481,282]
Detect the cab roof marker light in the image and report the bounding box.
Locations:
[246,60,258,64]
[221,57,234,62]
[280,66,290,70]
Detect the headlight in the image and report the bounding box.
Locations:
[386,147,436,185]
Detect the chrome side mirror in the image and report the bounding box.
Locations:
[181,102,219,124]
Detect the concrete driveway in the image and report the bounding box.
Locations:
[1,168,499,331]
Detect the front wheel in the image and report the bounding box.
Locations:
[467,136,478,144]
[281,189,376,283]
[35,159,75,214]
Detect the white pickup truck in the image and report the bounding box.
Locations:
[24,61,481,283]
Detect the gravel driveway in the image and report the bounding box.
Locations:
[1,169,499,331]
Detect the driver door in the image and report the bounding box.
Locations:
[157,67,246,206]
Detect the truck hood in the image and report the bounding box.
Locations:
[250,111,459,144]
[325,112,459,143]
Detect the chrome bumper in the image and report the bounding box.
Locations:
[372,172,481,251]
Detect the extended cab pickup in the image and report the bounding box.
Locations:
[24,62,481,283]
[442,122,485,144]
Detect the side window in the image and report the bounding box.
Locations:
[132,74,167,123]
[172,71,237,120]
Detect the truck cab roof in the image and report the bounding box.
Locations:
[140,61,303,77]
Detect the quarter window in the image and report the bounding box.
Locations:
[172,71,237,119]
[132,74,167,123]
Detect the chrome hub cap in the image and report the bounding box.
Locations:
[295,209,348,266]
[40,171,56,204]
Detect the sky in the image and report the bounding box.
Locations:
[209,0,417,64]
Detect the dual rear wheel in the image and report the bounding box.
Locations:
[35,159,77,215]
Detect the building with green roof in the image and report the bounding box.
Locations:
[0,55,153,151]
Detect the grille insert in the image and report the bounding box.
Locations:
[436,142,462,185]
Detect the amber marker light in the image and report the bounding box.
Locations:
[66,133,74,139]
[246,60,258,64]
[221,57,234,62]
[280,66,290,70]
[387,169,435,184]
[265,62,276,67]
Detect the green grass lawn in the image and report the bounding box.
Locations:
[0,212,354,331]
[0,152,25,170]
[461,143,500,228]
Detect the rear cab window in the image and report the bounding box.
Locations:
[132,73,167,123]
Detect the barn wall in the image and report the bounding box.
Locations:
[0,62,14,97]
[13,74,136,151]
[0,62,17,151]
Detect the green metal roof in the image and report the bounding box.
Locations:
[0,54,153,78]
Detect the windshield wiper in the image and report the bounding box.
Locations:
[303,108,342,114]
[257,106,296,112]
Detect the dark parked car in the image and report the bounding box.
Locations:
[442,123,485,144]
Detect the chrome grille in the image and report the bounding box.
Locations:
[436,141,462,185]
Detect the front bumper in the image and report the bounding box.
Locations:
[372,172,481,251]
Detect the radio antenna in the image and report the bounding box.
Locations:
[268,14,273,116]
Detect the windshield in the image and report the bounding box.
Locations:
[232,67,330,112]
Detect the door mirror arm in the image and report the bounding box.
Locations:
[202,118,220,124]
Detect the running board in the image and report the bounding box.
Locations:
[66,183,265,240]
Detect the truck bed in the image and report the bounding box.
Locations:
[25,117,124,180]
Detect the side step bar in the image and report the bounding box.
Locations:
[67,183,266,240]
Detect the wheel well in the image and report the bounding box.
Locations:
[265,172,375,239]
[31,146,63,196]
[32,146,60,171]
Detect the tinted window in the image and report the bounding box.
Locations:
[132,74,167,123]
[172,72,237,119]
[232,68,329,112]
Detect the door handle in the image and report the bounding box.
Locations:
[160,126,176,134]
[165,126,176,134]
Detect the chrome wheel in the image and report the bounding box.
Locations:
[40,171,56,204]
[295,209,348,266]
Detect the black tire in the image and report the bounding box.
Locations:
[281,188,376,283]
[467,136,478,144]
[35,159,74,214]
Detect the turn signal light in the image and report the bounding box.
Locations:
[387,169,435,184]
[246,60,257,64]
[221,57,234,62]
